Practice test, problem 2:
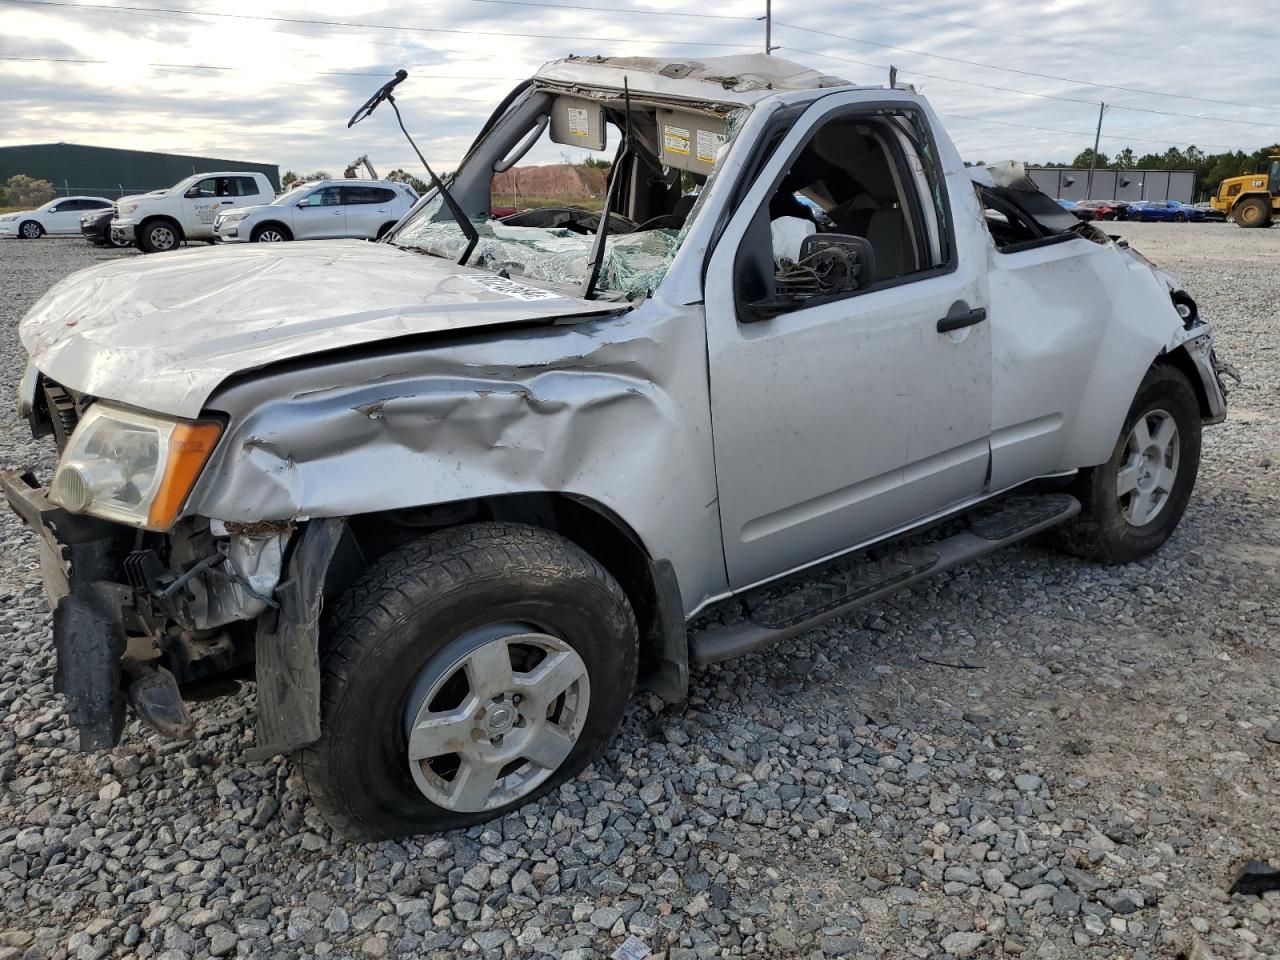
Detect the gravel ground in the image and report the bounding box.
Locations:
[1,225,1278,960]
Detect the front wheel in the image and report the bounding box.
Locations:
[1053,365,1201,564]
[1234,196,1272,228]
[137,219,180,253]
[19,220,43,239]
[1174,212,1187,222]
[251,223,292,243]
[301,523,639,840]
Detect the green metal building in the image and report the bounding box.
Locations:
[0,142,280,197]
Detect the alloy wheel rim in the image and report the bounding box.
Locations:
[21,223,39,238]
[151,226,175,249]
[1117,408,1180,527]
[404,626,590,812]
[259,229,285,242]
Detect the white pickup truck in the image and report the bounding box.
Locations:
[8,54,1236,840]
[110,171,275,253]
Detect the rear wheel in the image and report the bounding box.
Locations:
[1053,365,1201,563]
[137,219,180,253]
[1174,212,1187,222]
[251,223,292,243]
[18,220,43,239]
[1234,196,1272,228]
[301,523,638,840]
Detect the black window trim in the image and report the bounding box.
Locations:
[729,98,960,323]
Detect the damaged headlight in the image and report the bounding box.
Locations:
[48,404,222,530]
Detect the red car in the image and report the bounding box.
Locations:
[1072,200,1127,221]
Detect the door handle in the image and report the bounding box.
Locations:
[937,304,987,333]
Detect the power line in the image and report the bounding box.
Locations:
[940,113,1237,151]
[0,54,519,83]
[781,46,1279,134]
[774,20,1273,114]
[1,0,759,49]
[461,0,757,21]
[797,0,1166,65]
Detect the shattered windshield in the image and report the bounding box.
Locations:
[394,196,682,298]
[389,87,741,299]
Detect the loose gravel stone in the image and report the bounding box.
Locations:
[0,227,1278,959]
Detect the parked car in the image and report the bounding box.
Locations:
[110,172,276,253]
[0,196,113,239]
[1127,200,1203,222]
[1072,200,1126,222]
[79,208,125,247]
[81,190,169,246]
[1193,202,1227,222]
[213,179,418,243]
[7,54,1233,840]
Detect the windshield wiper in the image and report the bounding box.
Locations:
[581,78,637,300]
[349,69,479,265]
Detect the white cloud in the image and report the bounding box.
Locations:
[1,0,1276,176]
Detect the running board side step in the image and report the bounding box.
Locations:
[690,494,1080,666]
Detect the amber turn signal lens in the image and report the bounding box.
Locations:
[147,421,222,530]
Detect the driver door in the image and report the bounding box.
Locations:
[705,94,992,588]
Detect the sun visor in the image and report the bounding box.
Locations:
[657,109,727,175]
[549,96,607,151]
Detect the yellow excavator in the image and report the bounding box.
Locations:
[1211,155,1280,227]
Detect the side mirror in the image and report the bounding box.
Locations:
[184,187,201,199]
[748,233,877,320]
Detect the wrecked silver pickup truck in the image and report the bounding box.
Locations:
[6,54,1233,839]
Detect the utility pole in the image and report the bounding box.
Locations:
[1086,101,1107,199]
[764,0,773,55]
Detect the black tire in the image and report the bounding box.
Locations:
[137,218,181,253]
[375,221,395,239]
[1053,365,1201,564]
[18,220,43,240]
[1234,196,1272,228]
[1174,212,1186,222]
[301,522,638,840]
[250,222,292,243]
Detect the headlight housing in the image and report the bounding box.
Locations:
[118,202,138,215]
[48,404,222,530]
[220,211,249,224]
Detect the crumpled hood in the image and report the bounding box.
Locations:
[21,239,618,418]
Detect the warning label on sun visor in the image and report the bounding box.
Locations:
[663,125,691,157]
[568,107,589,138]
[696,129,726,165]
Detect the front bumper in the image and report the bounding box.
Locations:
[0,221,19,238]
[110,218,140,245]
[4,468,331,755]
[3,470,134,748]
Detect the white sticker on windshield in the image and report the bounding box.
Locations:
[455,274,562,302]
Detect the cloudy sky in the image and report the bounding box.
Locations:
[2,0,1277,178]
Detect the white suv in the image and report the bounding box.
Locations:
[213,179,417,243]
[111,172,276,253]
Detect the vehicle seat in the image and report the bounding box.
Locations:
[833,204,912,282]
